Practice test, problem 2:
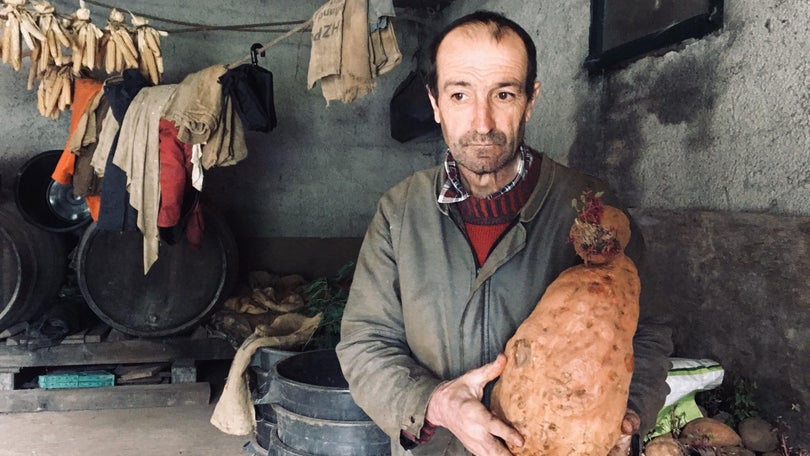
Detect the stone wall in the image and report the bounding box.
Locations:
[634,208,810,443]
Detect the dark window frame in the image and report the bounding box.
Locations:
[585,0,724,72]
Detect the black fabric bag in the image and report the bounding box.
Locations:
[389,70,441,143]
[219,64,278,133]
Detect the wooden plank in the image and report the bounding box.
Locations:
[0,382,211,413]
[115,363,166,382]
[0,337,235,368]
[0,372,15,391]
[84,323,111,343]
[0,322,28,339]
[60,329,88,345]
[171,359,196,384]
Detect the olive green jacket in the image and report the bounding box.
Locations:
[336,153,672,455]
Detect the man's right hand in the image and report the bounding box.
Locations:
[425,354,524,455]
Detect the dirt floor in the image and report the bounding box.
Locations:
[0,402,253,456]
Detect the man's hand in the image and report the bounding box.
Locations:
[607,409,641,456]
[425,354,524,455]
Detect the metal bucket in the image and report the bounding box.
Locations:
[264,349,390,456]
[14,150,90,233]
[271,405,389,456]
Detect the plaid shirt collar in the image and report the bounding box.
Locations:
[437,145,532,204]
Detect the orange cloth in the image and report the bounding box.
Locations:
[51,79,104,220]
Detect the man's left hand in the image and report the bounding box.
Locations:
[607,409,641,456]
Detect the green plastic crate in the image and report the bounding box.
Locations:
[38,371,115,389]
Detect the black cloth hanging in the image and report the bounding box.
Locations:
[389,70,441,143]
[96,69,152,232]
[219,64,278,133]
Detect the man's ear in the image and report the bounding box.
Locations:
[524,81,542,122]
[426,85,441,124]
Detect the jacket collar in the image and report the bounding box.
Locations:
[434,147,557,222]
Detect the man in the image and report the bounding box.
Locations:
[336,10,672,456]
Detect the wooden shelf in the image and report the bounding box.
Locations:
[0,336,235,368]
[0,333,235,413]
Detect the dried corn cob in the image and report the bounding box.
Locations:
[102,8,137,74]
[36,62,71,119]
[68,0,102,74]
[32,1,71,70]
[131,13,165,84]
[1,0,44,71]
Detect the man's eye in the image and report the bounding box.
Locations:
[451,93,465,101]
[497,92,515,100]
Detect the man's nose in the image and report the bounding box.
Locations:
[472,99,495,133]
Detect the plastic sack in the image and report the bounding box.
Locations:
[647,357,724,439]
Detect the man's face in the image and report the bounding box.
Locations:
[428,25,540,176]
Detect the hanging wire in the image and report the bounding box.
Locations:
[226,18,313,68]
[73,0,309,34]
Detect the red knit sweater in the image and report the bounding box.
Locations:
[458,156,541,265]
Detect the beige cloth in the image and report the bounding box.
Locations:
[72,101,109,197]
[307,0,346,90]
[112,84,177,274]
[66,89,105,154]
[308,0,401,104]
[370,20,401,77]
[201,95,248,169]
[91,109,119,178]
[210,313,322,436]
[162,65,228,145]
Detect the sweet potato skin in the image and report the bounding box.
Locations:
[491,254,640,456]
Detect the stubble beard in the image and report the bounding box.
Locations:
[453,119,527,176]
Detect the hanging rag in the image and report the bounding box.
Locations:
[323,0,374,104]
[157,118,194,229]
[369,18,401,77]
[219,64,278,133]
[308,0,401,104]
[96,70,152,232]
[91,109,119,178]
[368,0,401,76]
[157,118,204,251]
[307,0,379,104]
[390,70,442,143]
[71,99,109,197]
[201,95,248,169]
[368,0,395,32]
[51,78,104,220]
[307,0,345,94]
[191,144,204,191]
[162,65,229,145]
[113,84,178,274]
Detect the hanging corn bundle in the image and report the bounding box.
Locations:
[1,0,44,71]
[69,0,102,75]
[32,1,71,70]
[36,63,71,119]
[131,13,165,85]
[102,8,137,74]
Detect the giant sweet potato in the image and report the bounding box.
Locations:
[491,191,640,456]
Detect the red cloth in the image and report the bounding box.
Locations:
[157,119,193,228]
[158,118,203,249]
[51,79,104,220]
